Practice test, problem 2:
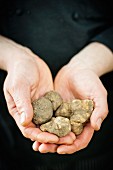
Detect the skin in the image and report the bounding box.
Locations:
[33,42,113,154]
[0,35,59,143]
[0,36,113,154]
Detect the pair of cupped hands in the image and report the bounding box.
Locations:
[3,38,108,154]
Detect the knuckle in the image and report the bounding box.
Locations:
[14,98,24,111]
[24,46,32,54]
[8,107,16,117]
[22,128,34,139]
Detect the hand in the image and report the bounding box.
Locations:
[32,42,111,154]
[53,58,108,154]
[32,67,102,154]
[33,67,102,154]
[32,131,76,153]
[3,40,59,143]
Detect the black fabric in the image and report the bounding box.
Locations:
[0,0,113,170]
[0,0,113,77]
[1,148,113,170]
[91,26,113,52]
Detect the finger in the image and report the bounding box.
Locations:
[57,132,76,144]
[4,87,33,126]
[57,143,76,154]
[23,128,59,143]
[91,93,108,130]
[37,132,59,143]
[4,87,44,141]
[12,113,42,141]
[8,109,58,143]
[73,123,94,151]
[11,83,33,126]
[4,89,17,116]
[38,143,58,153]
[4,89,59,142]
[32,141,41,151]
[57,123,94,154]
[10,111,58,143]
[22,125,42,141]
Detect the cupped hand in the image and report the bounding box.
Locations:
[32,56,108,154]
[3,44,59,143]
[53,61,108,154]
[32,131,76,153]
[32,43,110,154]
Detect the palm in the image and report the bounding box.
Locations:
[53,64,108,154]
[3,51,58,143]
[55,65,106,102]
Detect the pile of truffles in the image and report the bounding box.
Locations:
[32,91,94,137]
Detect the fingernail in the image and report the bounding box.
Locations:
[96,118,102,130]
[20,112,26,125]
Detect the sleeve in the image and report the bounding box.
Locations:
[91,26,113,52]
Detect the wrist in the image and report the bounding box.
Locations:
[0,35,39,72]
[69,42,113,77]
[0,35,23,71]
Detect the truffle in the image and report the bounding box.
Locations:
[32,97,53,125]
[40,116,71,137]
[55,102,71,118]
[32,91,94,137]
[70,121,83,135]
[44,90,63,110]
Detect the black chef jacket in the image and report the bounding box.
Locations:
[0,0,113,170]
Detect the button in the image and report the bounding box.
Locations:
[74,12,79,20]
[15,9,23,16]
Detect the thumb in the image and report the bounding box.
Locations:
[90,96,108,131]
[12,84,33,126]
